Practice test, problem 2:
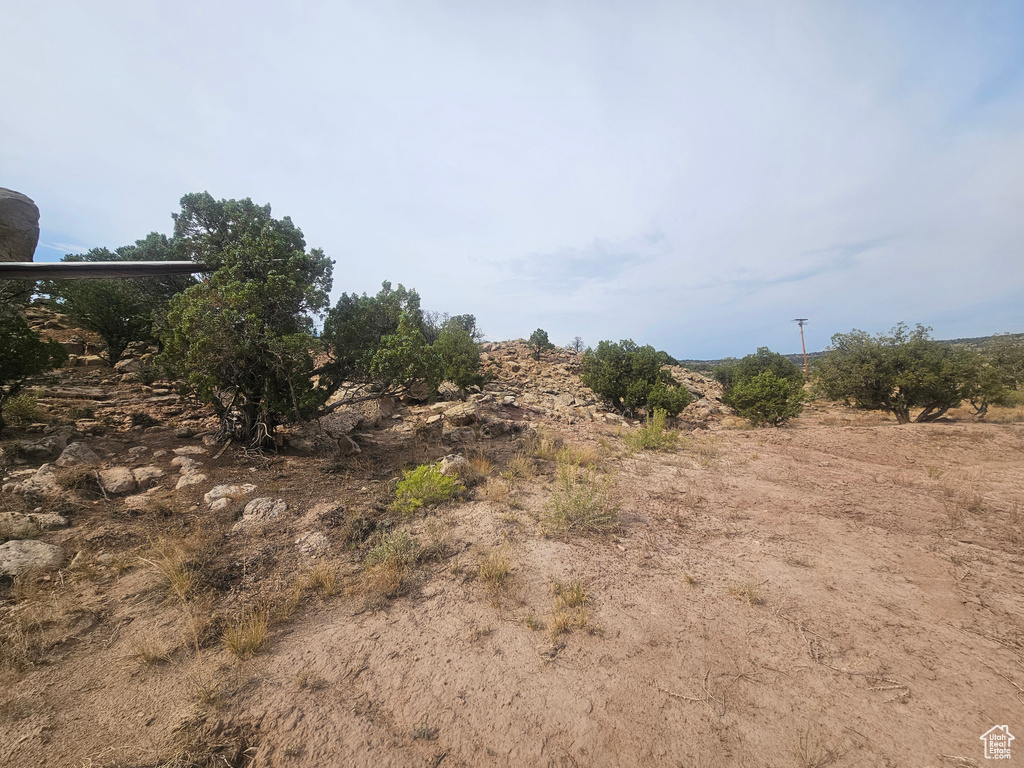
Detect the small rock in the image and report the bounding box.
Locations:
[132,466,165,488]
[173,427,194,439]
[438,454,468,476]
[113,358,142,373]
[27,512,69,530]
[443,426,476,443]
[55,442,100,467]
[172,446,207,456]
[10,463,60,495]
[0,540,66,577]
[99,467,137,495]
[175,473,207,490]
[127,446,149,460]
[443,402,478,426]
[203,483,257,505]
[233,498,288,531]
[209,498,231,511]
[295,531,329,555]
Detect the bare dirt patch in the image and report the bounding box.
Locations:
[2,347,1023,766]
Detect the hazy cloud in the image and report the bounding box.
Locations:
[2,1,1022,357]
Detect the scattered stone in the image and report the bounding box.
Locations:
[438,454,468,476]
[175,473,207,490]
[56,441,100,467]
[444,426,476,443]
[502,395,516,406]
[28,512,69,530]
[99,467,137,495]
[209,498,231,511]
[16,428,74,461]
[173,446,207,456]
[295,530,329,555]
[81,355,109,367]
[7,463,60,496]
[443,402,478,426]
[201,435,219,447]
[203,483,257,506]
[174,427,194,439]
[113,358,142,373]
[0,512,38,538]
[127,446,149,460]
[0,540,65,577]
[132,466,165,488]
[233,498,288,531]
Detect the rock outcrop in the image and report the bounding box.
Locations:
[0,188,40,262]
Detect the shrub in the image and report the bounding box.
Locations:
[160,193,333,446]
[528,328,555,361]
[715,347,806,427]
[363,529,421,602]
[541,464,620,535]
[815,323,985,424]
[45,233,193,364]
[727,371,807,426]
[0,308,67,435]
[579,339,691,416]
[392,463,465,516]
[625,408,678,450]
[713,347,803,390]
[3,392,40,426]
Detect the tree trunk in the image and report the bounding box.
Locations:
[892,406,911,424]
[915,404,950,423]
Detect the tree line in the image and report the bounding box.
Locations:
[2,191,1022,436]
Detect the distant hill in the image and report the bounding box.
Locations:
[676,331,1024,371]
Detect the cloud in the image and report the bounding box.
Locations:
[2,1,1022,358]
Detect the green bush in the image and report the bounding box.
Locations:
[392,463,465,516]
[528,328,555,361]
[579,339,691,416]
[713,347,803,390]
[625,408,678,451]
[726,371,807,426]
[715,347,806,427]
[815,323,986,424]
[160,193,333,446]
[0,308,67,435]
[366,528,421,567]
[541,464,620,535]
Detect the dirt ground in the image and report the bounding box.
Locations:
[2,366,1023,767]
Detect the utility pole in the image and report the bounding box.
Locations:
[793,318,809,382]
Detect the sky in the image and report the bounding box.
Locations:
[3,1,1023,359]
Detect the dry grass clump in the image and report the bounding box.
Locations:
[728,581,765,606]
[984,404,1024,423]
[793,724,844,767]
[478,548,511,593]
[222,609,270,659]
[54,465,103,496]
[480,476,512,504]
[555,443,602,467]
[306,562,339,597]
[361,528,421,603]
[548,579,592,642]
[524,427,563,461]
[501,452,536,483]
[624,408,678,452]
[142,542,196,603]
[466,452,493,480]
[541,464,620,536]
[128,632,172,665]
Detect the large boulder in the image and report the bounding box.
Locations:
[0,188,40,262]
[0,540,65,577]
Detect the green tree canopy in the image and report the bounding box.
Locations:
[160,193,333,446]
[579,339,691,416]
[528,328,555,361]
[815,323,978,424]
[713,347,803,390]
[45,234,197,364]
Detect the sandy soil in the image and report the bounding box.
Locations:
[2,379,1023,767]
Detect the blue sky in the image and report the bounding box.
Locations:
[3,1,1023,358]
